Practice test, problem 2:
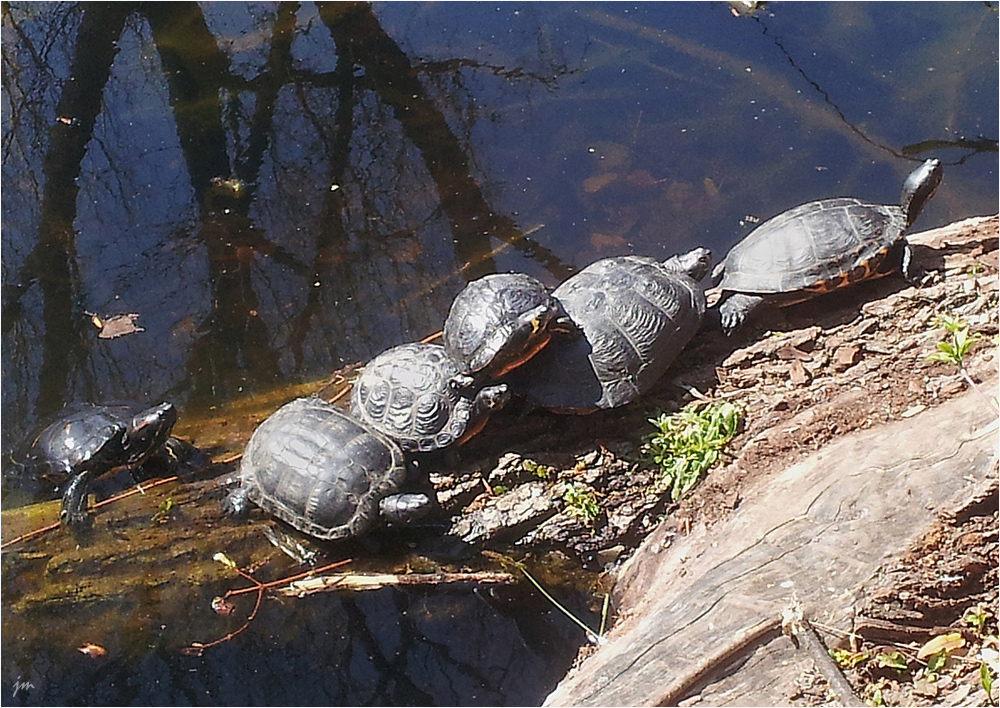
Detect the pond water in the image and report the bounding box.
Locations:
[1,2,997,705]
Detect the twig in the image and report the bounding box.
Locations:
[657,617,782,706]
[598,592,611,637]
[277,569,514,596]
[183,557,352,655]
[520,565,604,644]
[228,558,354,597]
[183,562,265,656]
[793,619,866,707]
[960,368,1000,415]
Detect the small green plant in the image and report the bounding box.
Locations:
[520,459,550,480]
[151,497,174,523]
[874,651,909,670]
[928,314,982,367]
[963,604,991,635]
[830,648,869,669]
[924,650,948,673]
[927,314,997,415]
[642,400,741,501]
[980,642,999,705]
[866,686,885,707]
[562,484,600,524]
[982,661,995,704]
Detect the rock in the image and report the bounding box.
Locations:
[449,481,559,545]
[832,344,862,370]
[787,359,812,385]
[775,344,813,361]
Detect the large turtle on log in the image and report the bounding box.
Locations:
[508,248,712,412]
[223,397,429,541]
[712,159,943,335]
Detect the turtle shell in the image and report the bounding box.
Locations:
[443,273,562,376]
[510,254,707,412]
[351,343,479,452]
[20,406,130,483]
[237,397,406,540]
[717,198,906,295]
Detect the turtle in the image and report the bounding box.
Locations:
[442,272,576,378]
[16,402,177,526]
[351,343,509,452]
[508,248,712,412]
[712,158,943,335]
[222,397,430,541]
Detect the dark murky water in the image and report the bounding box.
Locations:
[2,2,997,705]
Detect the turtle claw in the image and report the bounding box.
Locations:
[221,487,250,517]
[719,306,746,337]
[59,506,91,528]
[718,292,765,336]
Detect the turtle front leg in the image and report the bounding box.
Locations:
[718,292,767,336]
[60,470,94,526]
[221,486,251,517]
[900,241,930,286]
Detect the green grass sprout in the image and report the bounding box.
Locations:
[642,400,741,501]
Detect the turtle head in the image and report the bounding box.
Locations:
[476,383,510,412]
[477,303,557,377]
[901,158,943,227]
[124,402,177,465]
[663,247,712,282]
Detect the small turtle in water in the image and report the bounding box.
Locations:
[223,397,429,541]
[443,272,576,378]
[712,158,943,335]
[16,402,177,526]
[508,248,712,412]
[351,343,509,452]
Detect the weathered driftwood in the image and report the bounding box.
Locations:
[544,377,998,706]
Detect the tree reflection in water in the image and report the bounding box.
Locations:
[1,1,572,448]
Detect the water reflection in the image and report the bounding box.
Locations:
[2,2,580,449]
[3,580,589,706]
[748,7,998,164]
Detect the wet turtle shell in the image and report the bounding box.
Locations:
[17,402,177,525]
[351,343,509,452]
[227,397,414,541]
[443,273,570,377]
[509,248,711,412]
[713,158,943,335]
